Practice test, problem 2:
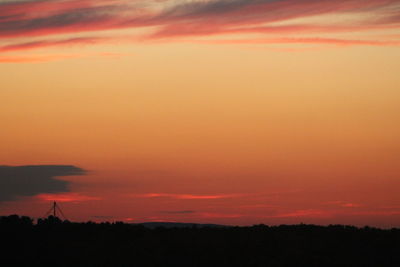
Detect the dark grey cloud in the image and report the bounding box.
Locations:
[0,0,40,4]
[0,165,87,202]
[149,0,400,39]
[160,0,278,18]
[0,5,119,36]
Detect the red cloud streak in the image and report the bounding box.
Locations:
[133,193,243,200]
[36,193,101,203]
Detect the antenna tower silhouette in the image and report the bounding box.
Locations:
[43,201,68,220]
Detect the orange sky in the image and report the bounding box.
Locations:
[1,0,400,227]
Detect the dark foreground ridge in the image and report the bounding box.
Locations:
[1,215,400,267]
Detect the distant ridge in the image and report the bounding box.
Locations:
[135,222,229,229]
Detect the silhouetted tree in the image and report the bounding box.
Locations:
[1,215,400,267]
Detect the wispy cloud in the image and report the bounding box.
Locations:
[132,193,242,200]
[148,0,400,39]
[200,37,400,47]
[352,210,400,216]
[0,51,121,63]
[0,36,106,52]
[198,212,243,218]
[267,209,332,218]
[0,54,81,63]
[326,201,363,208]
[0,0,137,38]
[161,210,196,214]
[36,192,101,203]
[0,0,400,57]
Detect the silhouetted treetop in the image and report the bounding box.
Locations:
[1,215,399,267]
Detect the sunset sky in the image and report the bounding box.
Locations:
[1,0,400,227]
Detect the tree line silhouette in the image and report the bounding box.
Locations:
[1,215,400,266]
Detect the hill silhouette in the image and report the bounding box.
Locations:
[1,215,400,267]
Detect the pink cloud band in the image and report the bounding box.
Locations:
[1,0,399,59]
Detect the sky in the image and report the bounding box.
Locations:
[1,0,400,227]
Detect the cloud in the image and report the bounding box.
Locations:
[0,0,150,38]
[2,0,396,39]
[0,0,400,55]
[0,165,87,202]
[36,192,100,202]
[267,209,332,218]
[326,201,363,208]
[0,55,58,63]
[161,210,196,214]
[0,52,121,63]
[341,203,362,208]
[202,37,400,47]
[351,210,400,216]
[199,212,243,218]
[0,6,117,38]
[0,36,106,52]
[132,193,242,199]
[149,0,400,38]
